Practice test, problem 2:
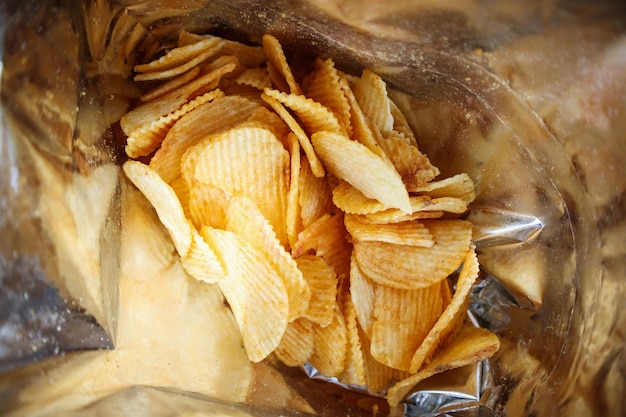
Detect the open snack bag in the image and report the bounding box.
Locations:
[1,1,625,416]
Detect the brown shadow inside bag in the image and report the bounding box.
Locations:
[2,0,624,416]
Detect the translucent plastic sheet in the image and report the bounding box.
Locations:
[1,1,625,416]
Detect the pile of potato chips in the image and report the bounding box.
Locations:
[119,31,500,407]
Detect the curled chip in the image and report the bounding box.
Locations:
[121,31,499,407]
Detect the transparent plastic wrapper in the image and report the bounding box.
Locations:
[1,1,625,416]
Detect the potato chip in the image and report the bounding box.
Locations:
[200,226,289,362]
[179,32,266,68]
[125,88,225,158]
[292,212,352,280]
[409,247,480,373]
[134,42,224,81]
[332,180,400,215]
[263,88,343,135]
[309,302,348,377]
[150,95,261,183]
[123,160,192,257]
[352,69,393,133]
[389,98,417,147]
[226,195,310,322]
[274,317,315,367]
[305,58,352,136]
[261,90,325,178]
[359,326,410,394]
[337,292,366,387]
[183,126,290,246]
[338,77,386,159]
[262,34,301,95]
[286,133,303,249]
[354,220,472,290]
[412,173,476,203]
[180,224,226,284]
[386,324,500,408]
[295,255,337,327]
[344,214,434,247]
[349,256,376,339]
[168,175,191,217]
[298,157,335,228]
[376,131,440,190]
[311,131,411,214]
[362,196,470,224]
[140,66,201,102]
[370,282,444,371]
[236,67,272,90]
[244,106,292,145]
[134,36,221,74]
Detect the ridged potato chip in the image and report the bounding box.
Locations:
[200,226,289,362]
[286,133,303,249]
[309,302,348,377]
[180,224,226,284]
[370,282,444,371]
[150,95,261,183]
[183,126,290,246]
[134,42,224,82]
[349,256,376,339]
[140,66,201,102]
[134,36,221,74]
[409,246,480,373]
[311,131,411,214]
[354,220,472,290]
[359,326,410,394]
[188,182,231,230]
[337,292,366,387]
[352,69,394,133]
[305,58,352,136]
[295,254,337,327]
[236,67,272,90]
[261,89,325,178]
[387,324,500,408]
[263,88,343,136]
[178,31,266,68]
[274,317,315,367]
[123,160,192,257]
[226,195,310,322]
[262,34,301,95]
[362,196,470,224]
[344,214,434,247]
[412,173,477,202]
[298,157,335,228]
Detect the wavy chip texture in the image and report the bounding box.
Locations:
[121,31,498,406]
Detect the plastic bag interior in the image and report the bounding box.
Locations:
[1,0,624,416]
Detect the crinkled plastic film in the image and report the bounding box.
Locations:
[1,1,625,416]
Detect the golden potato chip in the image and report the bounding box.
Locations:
[337,293,366,387]
[305,58,352,136]
[263,88,343,135]
[201,55,242,79]
[261,90,325,178]
[200,226,289,362]
[292,212,352,280]
[386,324,500,407]
[286,133,303,249]
[188,182,231,230]
[354,220,472,290]
[134,36,221,74]
[376,131,440,190]
[370,282,444,371]
[389,98,417,147]
[298,157,335,228]
[134,42,224,81]
[139,66,201,102]
[409,247,479,373]
[150,95,261,183]
[236,67,272,90]
[412,173,477,203]
[243,106,292,146]
[362,196,470,224]
[349,256,376,339]
[226,195,310,322]
[331,180,397,215]
[179,31,266,68]
[262,34,301,95]
[344,214,434,247]
[168,175,191,217]
[311,131,411,214]
[295,254,337,327]
[359,326,410,394]
[338,77,386,159]
[352,69,394,133]
[309,302,348,377]
[183,126,290,246]
[180,224,226,284]
[125,88,225,158]
[123,160,192,257]
[274,317,315,367]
